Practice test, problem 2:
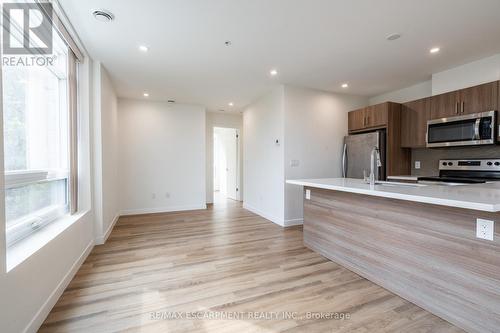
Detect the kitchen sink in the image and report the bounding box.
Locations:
[372,181,427,187]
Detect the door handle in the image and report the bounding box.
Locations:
[474,118,481,140]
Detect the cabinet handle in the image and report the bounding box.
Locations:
[455,102,459,114]
[461,101,465,113]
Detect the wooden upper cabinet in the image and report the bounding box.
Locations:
[366,103,389,128]
[401,98,430,148]
[430,81,499,119]
[460,81,498,115]
[348,108,366,131]
[348,103,390,132]
[430,90,460,119]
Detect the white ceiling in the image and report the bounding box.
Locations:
[60,0,500,111]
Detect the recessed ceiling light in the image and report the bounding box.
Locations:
[270,69,278,76]
[430,47,440,54]
[224,40,232,47]
[228,102,234,107]
[143,92,149,97]
[386,33,401,41]
[138,45,149,52]
[92,9,114,22]
[342,83,349,88]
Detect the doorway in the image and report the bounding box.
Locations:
[213,127,240,203]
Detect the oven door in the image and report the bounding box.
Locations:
[426,111,495,148]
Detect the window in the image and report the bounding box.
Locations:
[2,11,76,246]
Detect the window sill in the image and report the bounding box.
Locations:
[6,210,91,272]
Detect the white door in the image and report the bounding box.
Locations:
[224,129,238,200]
[214,127,239,200]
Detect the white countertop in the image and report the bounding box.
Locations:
[286,178,500,212]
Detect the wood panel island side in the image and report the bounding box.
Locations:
[287,178,500,333]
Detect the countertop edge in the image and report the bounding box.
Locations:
[286,179,499,212]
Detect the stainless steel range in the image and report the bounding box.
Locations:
[418,159,500,185]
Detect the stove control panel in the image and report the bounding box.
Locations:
[439,159,500,171]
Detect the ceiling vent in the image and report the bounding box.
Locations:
[92,10,115,22]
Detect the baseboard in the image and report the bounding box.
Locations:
[120,204,207,216]
[95,213,120,245]
[243,202,284,226]
[284,218,303,227]
[25,239,94,333]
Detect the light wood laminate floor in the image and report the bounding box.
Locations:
[40,197,463,333]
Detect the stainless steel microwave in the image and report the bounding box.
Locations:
[426,111,496,148]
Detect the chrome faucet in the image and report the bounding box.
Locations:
[369,147,382,186]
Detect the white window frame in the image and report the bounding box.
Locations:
[2,4,73,247]
[5,170,69,245]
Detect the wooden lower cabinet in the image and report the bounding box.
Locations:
[303,188,500,333]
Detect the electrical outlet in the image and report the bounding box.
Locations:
[165,192,170,199]
[151,193,156,199]
[415,161,421,169]
[305,189,311,200]
[476,219,494,241]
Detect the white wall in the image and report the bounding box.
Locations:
[432,54,500,95]
[284,86,368,224]
[0,55,95,333]
[369,80,432,105]
[243,85,367,226]
[369,53,500,103]
[92,63,119,244]
[118,99,206,215]
[205,111,243,203]
[243,87,285,225]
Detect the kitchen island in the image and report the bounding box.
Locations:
[287,178,500,333]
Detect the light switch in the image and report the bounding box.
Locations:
[415,161,421,169]
[290,160,300,167]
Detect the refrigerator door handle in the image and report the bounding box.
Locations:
[342,143,348,178]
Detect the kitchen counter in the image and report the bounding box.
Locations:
[291,177,500,332]
[286,177,500,212]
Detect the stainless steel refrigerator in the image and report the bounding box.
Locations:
[342,130,386,180]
